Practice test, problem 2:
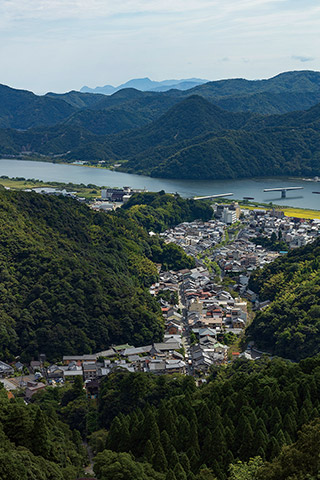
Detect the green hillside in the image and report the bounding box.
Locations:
[189,70,320,97]
[0,188,165,361]
[2,72,320,179]
[247,238,320,360]
[0,189,207,361]
[121,190,213,232]
[3,71,320,134]
[119,97,320,179]
[63,107,151,135]
[0,84,76,129]
[45,89,105,108]
[1,94,320,178]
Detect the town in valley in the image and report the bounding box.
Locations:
[1,192,320,400]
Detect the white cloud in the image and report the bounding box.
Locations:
[0,0,290,22]
[1,0,320,92]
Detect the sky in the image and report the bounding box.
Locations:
[1,0,319,94]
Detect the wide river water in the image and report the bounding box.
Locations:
[1,159,320,210]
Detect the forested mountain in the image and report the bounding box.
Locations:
[1,93,320,178]
[121,190,213,232]
[247,238,320,360]
[61,89,180,135]
[0,189,209,361]
[3,334,320,479]
[0,84,76,129]
[45,90,105,108]
[2,70,320,133]
[90,355,320,479]
[1,71,320,179]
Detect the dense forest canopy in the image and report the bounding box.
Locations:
[53,355,320,480]
[3,354,320,479]
[121,190,213,232]
[0,382,85,480]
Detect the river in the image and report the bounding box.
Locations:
[0,159,319,209]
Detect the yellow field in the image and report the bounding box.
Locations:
[282,207,320,220]
[240,203,320,220]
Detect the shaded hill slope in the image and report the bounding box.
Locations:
[3,71,320,136]
[0,188,165,360]
[247,238,320,360]
[1,94,320,180]
[45,89,105,108]
[0,84,76,129]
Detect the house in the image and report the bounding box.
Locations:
[62,363,83,380]
[30,360,41,372]
[164,335,182,346]
[232,318,245,329]
[14,361,24,372]
[83,363,98,380]
[85,379,99,399]
[147,360,166,374]
[95,349,117,358]
[47,365,64,379]
[166,322,182,335]
[152,342,181,353]
[0,361,14,378]
[63,355,97,365]
[165,360,186,374]
[25,383,46,400]
[122,346,152,357]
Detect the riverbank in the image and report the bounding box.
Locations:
[0,177,101,200]
[1,175,320,220]
[1,158,320,210]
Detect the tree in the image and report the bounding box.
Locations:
[93,450,162,480]
[144,439,154,462]
[174,462,187,480]
[229,457,264,480]
[31,407,50,458]
[152,441,168,472]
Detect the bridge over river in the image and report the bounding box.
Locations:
[263,187,304,198]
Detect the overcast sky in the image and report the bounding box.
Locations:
[1,0,319,94]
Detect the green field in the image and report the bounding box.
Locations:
[0,176,101,200]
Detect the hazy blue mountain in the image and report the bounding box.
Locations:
[80,77,208,94]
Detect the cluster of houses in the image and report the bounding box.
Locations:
[45,338,187,384]
[241,208,320,248]
[161,205,320,303]
[150,266,246,373]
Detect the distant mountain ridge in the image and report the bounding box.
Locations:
[1,70,320,181]
[1,93,320,180]
[80,77,208,94]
